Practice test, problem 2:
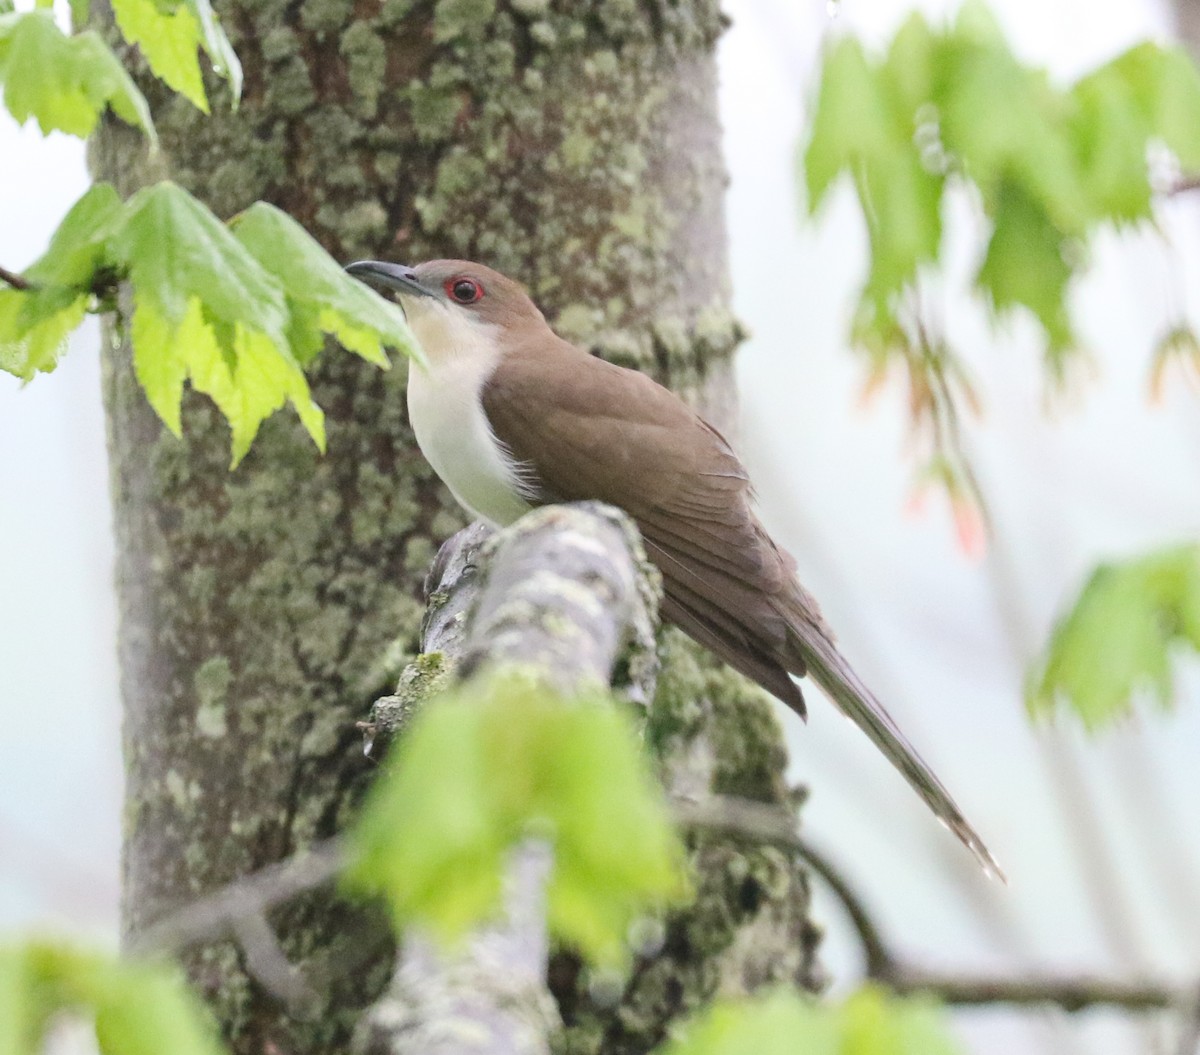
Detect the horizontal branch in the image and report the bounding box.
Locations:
[674,794,1194,1016]
[128,760,1193,1021]
[128,838,344,958]
[890,970,1189,1012]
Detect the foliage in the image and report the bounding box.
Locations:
[1029,544,1200,728]
[107,0,242,113]
[345,669,689,965]
[0,183,416,463]
[0,0,239,139]
[0,9,153,139]
[0,938,226,1055]
[658,986,962,1055]
[802,2,1200,369]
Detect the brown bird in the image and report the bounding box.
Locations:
[346,258,1000,875]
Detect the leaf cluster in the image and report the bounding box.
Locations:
[0,182,416,463]
[802,0,1200,367]
[345,668,689,965]
[0,0,239,144]
[660,986,962,1055]
[0,939,223,1055]
[0,10,152,139]
[1028,544,1200,728]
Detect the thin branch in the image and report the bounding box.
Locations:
[232,911,321,1013]
[675,794,1193,1016]
[0,264,31,291]
[892,970,1185,1012]
[122,789,1193,1020]
[1168,174,1200,195]
[127,837,344,958]
[671,795,894,977]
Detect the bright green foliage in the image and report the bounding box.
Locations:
[802,1,1200,365]
[658,986,961,1055]
[0,182,416,464]
[0,10,154,139]
[0,183,123,377]
[109,0,241,113]
[1028,544,1200,728]
[346,669,688,965]
[0,939,226,1055]
[230,203,415,369]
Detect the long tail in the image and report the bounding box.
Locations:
[791,625,1005,880]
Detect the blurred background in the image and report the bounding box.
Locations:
[3,0,1199,1051]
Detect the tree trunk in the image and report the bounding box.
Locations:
[90,3,820,1053]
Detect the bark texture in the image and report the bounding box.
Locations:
[90,2,819,1053]
[359,503,659,1055]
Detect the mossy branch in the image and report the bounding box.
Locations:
[357,503,663,1055]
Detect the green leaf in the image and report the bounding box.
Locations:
[0,940,225,1055]
[1068,65,1154,223]
[89,961,226,1055]
[1028,544,1200,728]
[186,0,241,105]
[882,13,936,119]
[26,182,125,288]
[936,22,1085,233]
[0,184,124,380]
[0,12,155,141]
[1107,42,1200,171]
[801,36,894,213]
[0,289,89,378]
[110,0,241,112]
[840,986,961,1055]
[855,148,943,309]
[112,183,286,337]
[346,669,688,965]
[109,182,330,460]
[0,0,13,15]
[976,179,1074,353]
[804,27,944,320]
[130,297,189,434]
[659,987,962,1055]
[231,202,418,368]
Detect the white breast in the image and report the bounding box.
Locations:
[405,305,534,527]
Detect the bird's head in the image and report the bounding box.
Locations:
[346,258,546,362]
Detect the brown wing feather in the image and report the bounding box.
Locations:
[481,336,1002,876]
[482,340,808,710]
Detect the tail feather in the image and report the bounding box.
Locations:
[792,627,1004,880]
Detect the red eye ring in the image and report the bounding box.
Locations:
[446,277,483,304]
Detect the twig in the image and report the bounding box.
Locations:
[127,837,344,958]
[675,794,1193,1016]
[122,789,1192,1019]
[671,795,894,977]
[0,264,31,291]
[232,911,320,1013]
[1169,174,1200,195]
[893,970,1185,1012]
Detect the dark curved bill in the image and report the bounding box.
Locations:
[344,260,435,298]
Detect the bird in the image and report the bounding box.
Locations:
[345,257,1001,876]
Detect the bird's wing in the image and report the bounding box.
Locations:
[481,339,1003,876]
[481,340,813,715]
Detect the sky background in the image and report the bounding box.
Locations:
[3,1,1200,1052]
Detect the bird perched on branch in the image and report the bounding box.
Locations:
[346,257,1001,877]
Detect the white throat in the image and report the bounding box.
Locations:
[404,300,535,527]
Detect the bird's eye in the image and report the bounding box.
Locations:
[446,277,483,304]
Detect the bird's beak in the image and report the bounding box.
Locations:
[345,260,435,299]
